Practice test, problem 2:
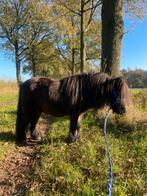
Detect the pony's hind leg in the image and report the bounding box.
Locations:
[30,111,41,140]
[15,86,31,144]
[15,111,29,144]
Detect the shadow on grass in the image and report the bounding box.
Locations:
[0,110,17,115]
[0,131,15,142]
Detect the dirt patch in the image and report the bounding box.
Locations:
[0,116,54,195]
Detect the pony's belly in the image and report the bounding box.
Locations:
[41,104,70,117]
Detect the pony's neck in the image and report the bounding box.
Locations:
[91,83,107,109]
[96,80,113,109]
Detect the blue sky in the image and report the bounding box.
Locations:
[0,16,147,81]
[121,15,147,70]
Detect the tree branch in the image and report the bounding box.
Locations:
[0,21,15,45]
[83,0,91,6]
[56,43,72,68]
[57,0,81,16]
[85,0,102,31]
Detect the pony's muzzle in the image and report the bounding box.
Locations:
[118,105,126,115]
[112,105,126,115]
[119,107,126,114]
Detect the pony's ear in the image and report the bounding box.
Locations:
[113,76,124,81]
[108,76,124,87]
[112,76,125,87]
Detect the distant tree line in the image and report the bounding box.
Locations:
[122,69,147,88]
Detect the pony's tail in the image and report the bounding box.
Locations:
[15,85,26,143]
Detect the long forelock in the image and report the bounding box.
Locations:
[112,76,129,104]
[116,77,129,99]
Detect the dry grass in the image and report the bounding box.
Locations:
[97,90,147,133]
[0,81,18,95]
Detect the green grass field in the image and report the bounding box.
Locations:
[0,83,146,195]
[0,84,18,160]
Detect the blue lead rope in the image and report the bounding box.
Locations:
[104,112,113,196]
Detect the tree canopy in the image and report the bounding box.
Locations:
[122,69,147,88]
[0,0,146,83]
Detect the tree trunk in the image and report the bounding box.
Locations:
[71,48,75,75]
[80,0,86,73]
[15,43,21,85]
[101,0,124,76]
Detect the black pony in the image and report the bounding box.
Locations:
[15,72,129,143]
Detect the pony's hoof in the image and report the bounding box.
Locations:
[67,132,80,143]
[15,140,27,146]
[31,135,42,142]
[67,136,77,143]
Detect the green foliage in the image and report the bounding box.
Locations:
[0,0,102,79]
[22,0,66,77]
[52,0,101,75]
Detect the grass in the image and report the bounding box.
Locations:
[0,83,146,195]
[29,90,147,195]
[131,89,147,112]
[0,82,18,161]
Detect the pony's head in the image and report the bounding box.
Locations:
[109,77,129,115]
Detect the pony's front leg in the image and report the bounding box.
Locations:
[68,114,80,143]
